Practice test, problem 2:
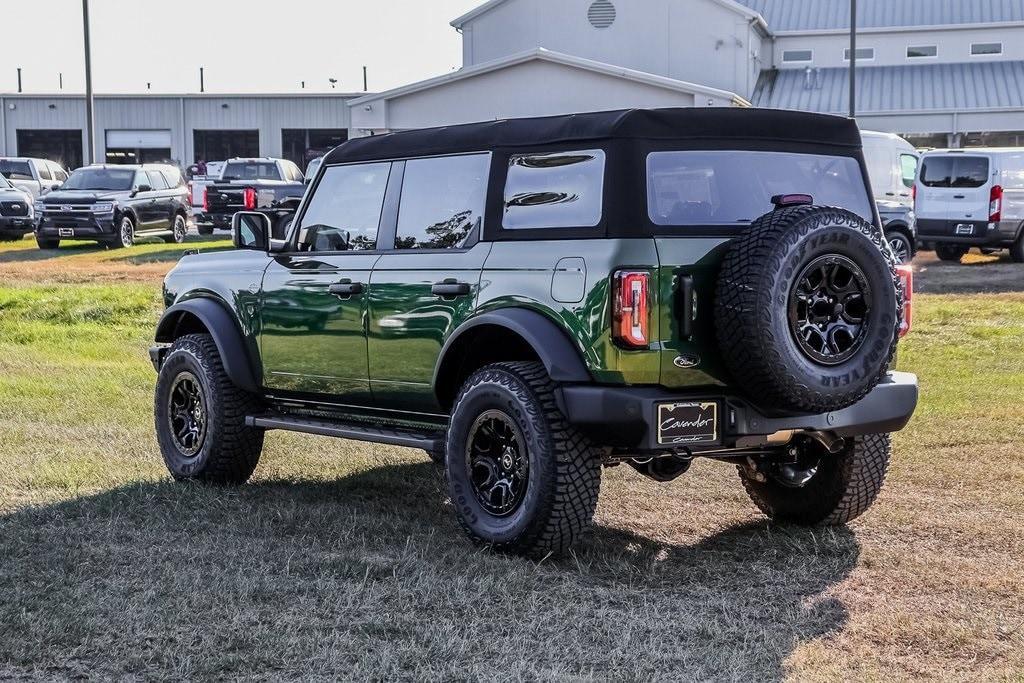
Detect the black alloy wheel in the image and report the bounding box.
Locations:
[167,371,207,457]
[886,232,913,264]
[789,255,872,366]
[465,410,529,517]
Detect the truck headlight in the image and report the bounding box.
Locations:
[92,202,115,213]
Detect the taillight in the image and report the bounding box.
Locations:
[202,187,209,212]
[613,271,650,348]
[989,185,1003,223]
[243,187,257,211]
[896,264,913,338]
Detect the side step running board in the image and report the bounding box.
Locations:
[246,414,444,451]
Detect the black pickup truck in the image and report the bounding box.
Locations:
[196,158,305,237]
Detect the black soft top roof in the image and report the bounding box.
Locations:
[325,108,861,164]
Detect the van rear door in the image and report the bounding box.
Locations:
[918,154,992,239]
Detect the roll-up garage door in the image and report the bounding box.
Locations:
[106,130,172,149]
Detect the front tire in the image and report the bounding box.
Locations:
[445,361,601,557]
[885,230,914,264]
[109,215,135,249]
[154,333,264,484]
[739,433,891,525]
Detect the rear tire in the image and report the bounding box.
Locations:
[885,230,914,264]
[935,243,968,262]
[445,361,601,558]
[1010,232,1024,263]
[163,213,188,244]
[154,333,264,485]
[35,237,59,250]
[739,433,891,525]
[197,225,215,236]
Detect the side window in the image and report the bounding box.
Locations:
[53,167,68,182]
[162,168,183,188]
[1003,154,1024,190]
[394,154,490,249]
[36,162,52,181]
[289,162,304,182]
[299,162,391,251]
[146,171,169,190]
[503,150,605,230]
[900,154,918,189]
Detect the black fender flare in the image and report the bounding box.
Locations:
[154,298,260,393]
[433,308,592,400]
[115,206,140,227]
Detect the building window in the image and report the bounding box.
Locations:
[971,42,1003,56]
[192,130,259,164]
[843,47,875,61]
[907,45,937,59]
[782,50,813,63]
[15,129,83,170]
[281,129,348,171]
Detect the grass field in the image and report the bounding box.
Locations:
[0,236,1022,680]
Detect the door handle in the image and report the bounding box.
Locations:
[954,194,966,199]
[432,279,471,298]
[328,280,364,298]
[885,192,896,196]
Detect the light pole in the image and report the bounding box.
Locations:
[82,0,95,164]
[849,0,857,118]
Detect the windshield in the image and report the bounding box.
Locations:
[647,151,874,226]
[0,160,33,181]
[62,168,136,191]
[222,162,280,181]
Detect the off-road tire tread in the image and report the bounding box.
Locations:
[447,361,601,557]
[739,433,891,525]
[715,206,901,413]
[155,333,263,485]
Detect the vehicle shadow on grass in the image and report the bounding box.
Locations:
[0,461,858,680]
[915,251,1024,294]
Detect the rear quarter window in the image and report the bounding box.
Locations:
[502,150,605,230]
[647,151,874,226]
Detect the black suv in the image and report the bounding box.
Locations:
[151,108,918,558]
[36,164,190,249]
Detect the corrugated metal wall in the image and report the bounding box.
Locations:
[0,94,355,166]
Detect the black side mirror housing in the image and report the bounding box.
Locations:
[231,211,271,251]
[136,184,152,194]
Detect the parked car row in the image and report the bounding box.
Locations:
[0,154,314,249]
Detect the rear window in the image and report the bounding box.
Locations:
[221,162,280,181]
[920,156,990,188]
[0,160,34,181]
[647,151,873,226]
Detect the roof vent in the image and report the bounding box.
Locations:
[588,0,616,28]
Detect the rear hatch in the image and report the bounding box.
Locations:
[916,154,993,238]
[648,149,877,389]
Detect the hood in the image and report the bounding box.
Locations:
[40,189,125,204]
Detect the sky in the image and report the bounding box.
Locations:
[0,0,483,95]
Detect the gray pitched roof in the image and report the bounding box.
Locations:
[753,60,1024,113]
[739,0,1024,32]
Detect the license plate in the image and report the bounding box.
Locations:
[955,224,975,235]
[58,228,74,237]
[657,401,719,446]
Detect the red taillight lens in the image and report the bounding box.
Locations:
[613,271,650,348]
[243,187,257,211]
[896,264,913,338]
[989,185,1003,223]
[202,187,209,212]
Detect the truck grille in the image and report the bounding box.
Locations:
[0,200,30,217]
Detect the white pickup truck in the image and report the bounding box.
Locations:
[0,157,69,199]
[187,160,226,224]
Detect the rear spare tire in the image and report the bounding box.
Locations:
[715,206,900,413]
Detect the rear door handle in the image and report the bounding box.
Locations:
[432,279,471,298]
[954,195,966,199]
[885,192,896,196]
[328,280,364,298]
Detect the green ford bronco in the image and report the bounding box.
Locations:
[151,108,917,557]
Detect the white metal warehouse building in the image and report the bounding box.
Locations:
[2,0,1023,171]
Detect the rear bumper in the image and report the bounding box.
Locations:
[558,371,919,452]
[195,212,232,228]
[917,218,1016,247]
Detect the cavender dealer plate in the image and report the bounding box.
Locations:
[657,401,719,446]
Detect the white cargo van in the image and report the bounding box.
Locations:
[916,149,1024,263]
[861,131,919,207]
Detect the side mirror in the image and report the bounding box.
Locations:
[50,183,63,191]
[136,184,153,193]
[232,211,271,251]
